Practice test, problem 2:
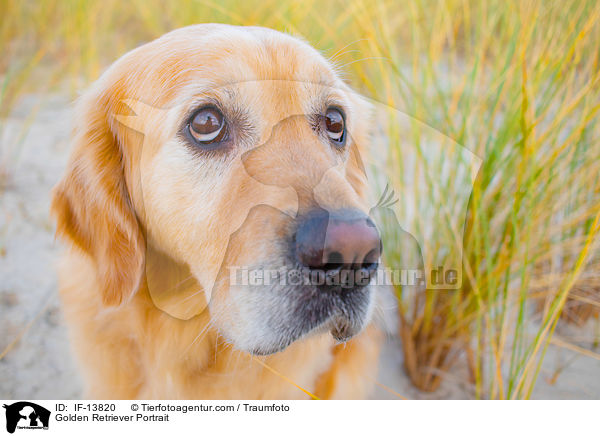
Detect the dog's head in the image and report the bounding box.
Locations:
[52,24,380,355]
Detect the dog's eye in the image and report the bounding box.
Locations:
[188,107,227,144]
[324,107,345,144]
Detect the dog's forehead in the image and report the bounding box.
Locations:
[124,26,342,108]
[169,25,336,81]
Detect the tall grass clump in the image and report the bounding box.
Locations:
[1,0,598,398]
[362,0,600,397]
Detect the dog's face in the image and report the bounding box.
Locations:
[53,24,380,355]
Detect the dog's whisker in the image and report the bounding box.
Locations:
[183,319,215,355]
[329,49,361,63]
[328,38,368,61]
[337,56,391,69]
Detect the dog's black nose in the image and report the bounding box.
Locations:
[294,209,381,287]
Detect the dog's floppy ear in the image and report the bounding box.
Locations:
[51,85,145,306]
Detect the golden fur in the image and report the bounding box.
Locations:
[51,24,382,399]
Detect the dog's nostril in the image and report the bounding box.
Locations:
[326,251,344,266]
[321,251,344,274]
[362,249,380,270]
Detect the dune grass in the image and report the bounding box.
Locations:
[1,0,599,398]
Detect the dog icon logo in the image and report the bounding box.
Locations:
[2,402,50,433]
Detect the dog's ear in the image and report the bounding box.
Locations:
[51,86,145,306]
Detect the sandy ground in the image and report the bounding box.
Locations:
[0,94,598,400]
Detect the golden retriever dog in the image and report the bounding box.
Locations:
[51,23,385,399]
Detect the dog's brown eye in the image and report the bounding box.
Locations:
[324,108,345,143]
[189,107,226,144]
